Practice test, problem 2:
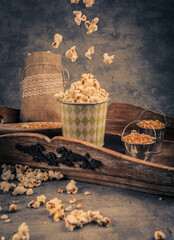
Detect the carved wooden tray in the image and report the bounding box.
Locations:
[0,103,174,197]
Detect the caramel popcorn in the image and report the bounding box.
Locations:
[103,53,115,64]
[55,73,109,103]
[137,120,165,129]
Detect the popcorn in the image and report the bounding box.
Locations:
[70,0,79,4]
[65,46,78,62]
[4,219,11,223]
[55,73,109,103]
[0,181,16,193]
[65,209,111,231]
[66,180,78,194]
[46,198,65,222]
[85,46,95,60]
[58,188,63,193]
[0,214,8,220]
[84,191,91,196]
[37,194,46,204]
[154,231,166,240]
[9,203,19,212]
[69,197,77,204]
[65,205,72,212]
[77,203,82,209]
[83,0,95,7]
[12,222,29,240]
[52,34,63,49]
[48,170,64,180]
[12,186,27,196]
[26,188,33,196]
[0,205,2,211]
[1,169,15,181]
[73,11,87,25]
[28,200,40,208]
[85,18,99,34]
[103,53,115,64]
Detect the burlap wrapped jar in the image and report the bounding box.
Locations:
[20,51,68,122]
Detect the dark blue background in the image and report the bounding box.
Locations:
[0,0,174,116]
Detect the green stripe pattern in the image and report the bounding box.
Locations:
[59,101,108,146]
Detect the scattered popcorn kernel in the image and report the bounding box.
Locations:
[103,53,115,64]
[52,34,63,49]
[46,198,65,222]
[26,188,33,196]
[12,186,27,196]
[0,214,8,220]
[154,231,166,240]
[65,46,78,62]
[1,169,15,181]
[37,194,46,204]
[84,191,91,196]
[77,203,82,209]
[85,18,99,34]
[58,188,63,193]
[48,170,64,181]
[83,0,95,7]
[66,180,78,194]
[85,46,95,60]
[28,200,40,208]
[12,222,29,240]
[65,205,73,212]
[0,181,16,193]
[4,218,11,223]
[46,198,62,212]
[9,203,19,213]
[69,197,77,204]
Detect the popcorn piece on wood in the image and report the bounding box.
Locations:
[0,214,8,220]
[66,180,78,194]
[12,222,30,240]
[84,191,91,196]
[46,198,65,222]
[52,34,63,49]
[4,219,11,223]
[9,203,19,213]
[69,197,77,204]
[154,231,166,240]
[58,188,63,193]
[1,169,15,181]
[65,46,78,62]
[48,170,64,180]
[77,203,82,209]
[83,0,95,7]
[85,46,95,60]
[85,18,99,34]
[37,194,46,204]
[0,181,16,193]
[65,205,73,212]
[103,53,115,64]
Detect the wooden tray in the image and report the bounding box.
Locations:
[0,103,174,197]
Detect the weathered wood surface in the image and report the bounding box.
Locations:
[0,133,174,197]
[106,102,174,141]
[0,106,20,124]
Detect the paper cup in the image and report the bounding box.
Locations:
[59,99,109,146]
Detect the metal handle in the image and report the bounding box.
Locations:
[61,66,70,88]
[138,108,167,127]
[121,120,156,140]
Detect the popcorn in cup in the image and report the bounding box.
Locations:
[55,73,109,146]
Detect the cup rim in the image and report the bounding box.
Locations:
[57,98,110,106]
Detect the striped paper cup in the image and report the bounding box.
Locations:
[58,99,109,146]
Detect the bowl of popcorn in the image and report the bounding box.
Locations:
[55,73,109,146]
[121,121,156,161]
[137,110,167,154]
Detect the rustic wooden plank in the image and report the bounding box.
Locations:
[0,133,173,197]
[106,102,174,141]
[0,106,20,124]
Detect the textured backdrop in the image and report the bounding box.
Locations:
[0,0,174,117]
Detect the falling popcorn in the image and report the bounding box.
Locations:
[73,11,87,26]
[83,0,95,7]
[65,46,78,62]
[52,34,63,49]
[85,46,95,60]
[85,17,99,34]
[103,53,115,64]
[70,0,79,4]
